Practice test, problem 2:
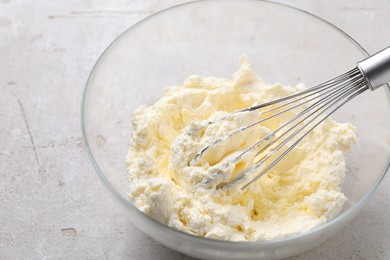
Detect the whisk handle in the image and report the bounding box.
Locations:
[358,46,390,91]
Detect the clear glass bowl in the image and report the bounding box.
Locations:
[81,1,390,259]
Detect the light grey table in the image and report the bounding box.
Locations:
[1,0,389,259]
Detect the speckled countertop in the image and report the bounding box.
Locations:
[1,0,390,259]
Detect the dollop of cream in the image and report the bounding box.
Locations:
[127,57,357,241]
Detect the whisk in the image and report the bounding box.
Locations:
[191,46,390,190]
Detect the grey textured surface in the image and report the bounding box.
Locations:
[1,0,389,259]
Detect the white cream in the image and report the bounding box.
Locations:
[127,57,357,241]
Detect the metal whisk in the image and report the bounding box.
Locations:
[191,46,390,190]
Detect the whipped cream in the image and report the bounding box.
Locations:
[127,57,357,241]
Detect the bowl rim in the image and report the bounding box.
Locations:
[81,0,390,246]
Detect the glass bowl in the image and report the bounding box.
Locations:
[81,1,390,259]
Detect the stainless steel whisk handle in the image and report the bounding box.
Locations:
[358,46,390,90]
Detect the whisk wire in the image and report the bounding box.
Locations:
[198,68,369,189]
